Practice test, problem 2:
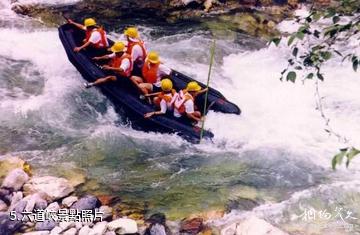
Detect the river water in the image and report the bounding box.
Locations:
[1,0,360,234]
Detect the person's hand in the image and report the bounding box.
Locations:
[67,18,75,24]
[93,57,100,61]
[74,47,81,52]
[102,65,111,70]
[144,112,154,118]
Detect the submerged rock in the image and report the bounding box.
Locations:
[70,195,100,211]
[1,168,29,191]
[107,218,138,234]
[235,216,289,235]
[23,176,74,201]
[180,218,204,234]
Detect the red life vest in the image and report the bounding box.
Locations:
[175,90,194,114]
[158,89,177,103]
[85,28,109,49]
[142,61,160,84]
[110,53,133,77]
[126,39,147,62]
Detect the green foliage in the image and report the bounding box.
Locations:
[271,0,360,169]
[332,147,360,169]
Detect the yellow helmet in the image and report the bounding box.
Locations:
[111,42,126,53]
[84,18,96,27]
[186,81,201,92]
[147,51,160,64]
[161,78,173,92]
[124,27,139,39]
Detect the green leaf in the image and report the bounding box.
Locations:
[320,51,332,60]
[288,35,296,46]
[317,72,324,81]
[271,37,281,46]
[296,32,305,40]
[332,16,340,24]
[306,73,314,79]
[332,149,347,170]
[286,71,297,83]
[292,47,299,57]
[353,59,358,71]
[345,147,360,168]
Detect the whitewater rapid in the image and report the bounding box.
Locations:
[1,1,360,233]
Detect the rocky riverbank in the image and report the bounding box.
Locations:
[0,156,290,235]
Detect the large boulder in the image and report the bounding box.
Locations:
[235,216,289,235]
[23,176,74,201]
[107,218,138,234]
[70,195,100,211]
[1,168,29,191]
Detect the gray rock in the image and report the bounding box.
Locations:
[70,195,100,211]
[75,221,83,230]
[35,197,48,210]
[59,221,76,231]
[62,196,78,208]
[45,202,60,212]
[0,212,23,235]
[149,224,167,235]
[22,231,50,235]
[235,216,289,235]
[23,176,74,201]
[107,218,138,234]
[0,188,11,204]
[79,225,91,235]
[90,221,108,235]
[50,226,63,235]
[99,205,113,220]
[1,168,29,191]
[63,227,77,235]
[105,232,116,235]
[0,199,7,212]
[35,220,57,231]
[8,191,23,212]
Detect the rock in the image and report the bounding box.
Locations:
[99,206,113,220]
[8,191,23,212]
[107,218,138,234]
[146,213,166,225]
[70,195,100,211]
[0,212,22,235]
[79,225,91,235]
[1,168,29,191]
[0,188,11,204]
[97,195,118,206]
[221,223,237,235]
[24,176,74,201]
[46,202,60,212]
[89,221,108,235]
[105,231,116,235]
[22,231,50,235]
[50,226,63,235]
[235,216,289,235]
[62,196,78,208]
[226,198,260,212]
[189,210,225,221]
[180,218,204,234]
[75,221,83,230]
[0,200,7,212]
[34,196,48,210]
[35,220,57,231]
[59,221,76,231]
[63,227,77,235]
[148,223,168,235]
[0,156,30,179]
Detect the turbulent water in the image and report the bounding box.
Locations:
[1,0,360,234]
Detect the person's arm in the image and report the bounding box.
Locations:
[93,54,111,61]
[74,41,91,52]
[67,19,86,31]
[194,87,208,98]
[145,92,162,97]
[145,99,167,118]
[103,58,129,73]
[186,113,202,122]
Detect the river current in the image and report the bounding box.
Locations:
[1,0,360,234]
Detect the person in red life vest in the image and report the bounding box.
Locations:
[67,18,109,53]
[130,51,171,99]
[144,78,178,118]
[123,27,147,69]
[84,42,133,88]
[174,81,208,123]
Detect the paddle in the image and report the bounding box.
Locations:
[200,39,216,142]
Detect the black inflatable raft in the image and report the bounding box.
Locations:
[58,24,241,142]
